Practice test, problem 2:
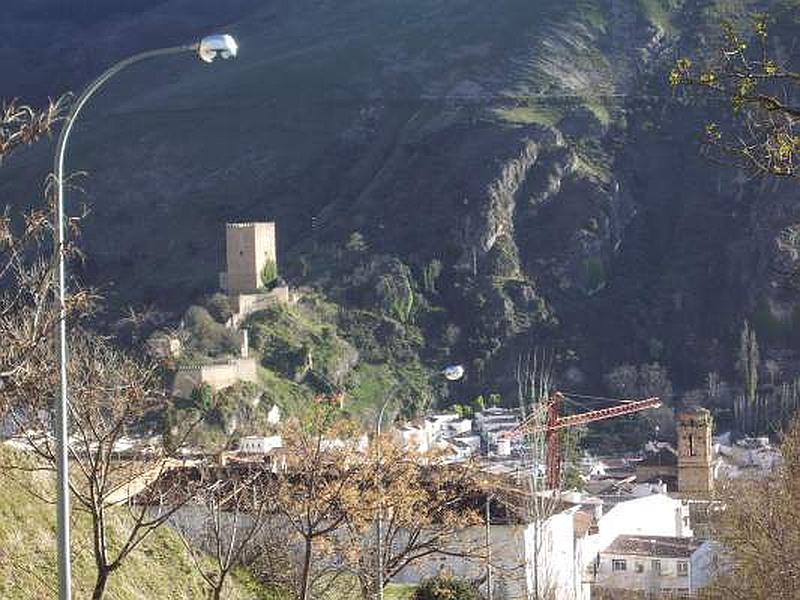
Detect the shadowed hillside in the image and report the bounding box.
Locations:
[3,0,800,414]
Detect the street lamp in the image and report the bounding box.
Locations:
[53,34,238,600]
[374,365,465,600]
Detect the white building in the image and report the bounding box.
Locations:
[579,493,692,564]
[396,416,474,457]
[398,424,430,453]
[474,408,521,444]
[424,413,461,442]
[594,534,714,596]
[396,490,695,600]
[266,404,281,426]
[714,434,781,478]
[238,435,282,454]
[443,418,473,436]
[320,433,369,454]
[523,492,692,600]
[453,434,482,453]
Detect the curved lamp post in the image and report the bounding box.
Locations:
[53,33,238,600]
[374,365,465,600]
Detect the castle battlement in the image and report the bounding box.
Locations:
[175,359,242,373]
[226,222,274,229]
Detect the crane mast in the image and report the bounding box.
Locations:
[509,391,662,489]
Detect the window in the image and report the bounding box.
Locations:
[612,559,627,572]
[635,562,644,573]
[677,561,689,576]
[651,560,661,575]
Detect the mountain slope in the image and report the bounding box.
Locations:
[2,0,800,408]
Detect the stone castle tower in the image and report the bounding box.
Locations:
[677,406,714,497]
[221,222,276,294]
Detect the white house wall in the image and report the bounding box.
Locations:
[594,552,692,595]
[580,494,692,575]
[393,523,529,600]
[689,540,718,592]
[525,508,589,600]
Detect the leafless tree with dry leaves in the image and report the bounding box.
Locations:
[0,95,92,399]
[337,436,490,599]
[0,96,196,599]
[700,416,800,600]
[171,464,273,600]
[267,407,366,600]
[2,332,204,600]
[0,97,70,162]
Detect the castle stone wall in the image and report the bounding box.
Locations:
[172,358,259,399]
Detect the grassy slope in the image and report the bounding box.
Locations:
[0,447,261,600]
[0,446,416,599]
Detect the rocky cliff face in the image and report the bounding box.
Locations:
[2,0,800,399]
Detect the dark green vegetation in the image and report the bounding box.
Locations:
[172,289,450,440]
[3,0,800,439]
[413,576,482,600]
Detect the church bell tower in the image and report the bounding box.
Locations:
[677,406,714,497]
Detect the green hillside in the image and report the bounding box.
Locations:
[171,287,445,442]
[0,446,264,600]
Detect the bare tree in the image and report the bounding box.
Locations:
[173,464,272,600]
[703,416,800,599]
[0,96,199,599]
[515,350,562,600]
[2,332,200,599]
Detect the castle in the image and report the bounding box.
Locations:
[171,221,290,399]
[220,222,277,295]
[220,222,290,326]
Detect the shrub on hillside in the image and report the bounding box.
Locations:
[183,305,241,357]
[261,258,278,288]
[413,576,482,600]
[204,293,233,324]
[191,383,215,411]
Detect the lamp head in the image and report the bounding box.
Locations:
[198,34,238,63]
[442,365,465,381]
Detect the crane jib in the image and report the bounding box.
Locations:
[512,396,662,437]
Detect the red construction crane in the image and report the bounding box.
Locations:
[505,391,662,489]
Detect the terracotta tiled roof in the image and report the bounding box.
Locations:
[602,535,702,559]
